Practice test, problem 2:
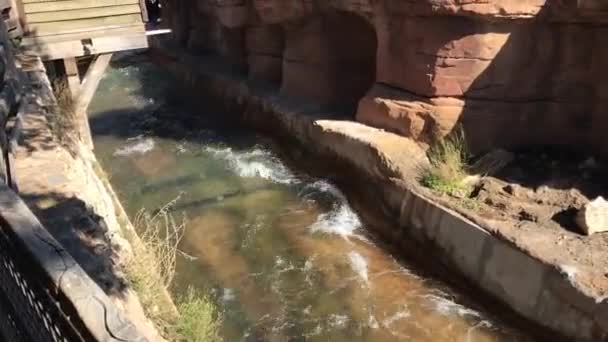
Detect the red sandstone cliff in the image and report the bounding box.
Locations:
[161,0,608,155]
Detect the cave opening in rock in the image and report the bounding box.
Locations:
[281,11,377,115]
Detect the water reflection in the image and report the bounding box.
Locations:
[89,57,530,341]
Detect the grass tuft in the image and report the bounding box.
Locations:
[175,287,223,342]
[420,129,470,197]
[124,196,185,333]
[124,195,224,341]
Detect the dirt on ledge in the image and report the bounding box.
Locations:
[427,148,608,300]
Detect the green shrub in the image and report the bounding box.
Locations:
[125,195,224,341]
[175,287,223,342]
[420,129,470,197]
[124,197,185,334]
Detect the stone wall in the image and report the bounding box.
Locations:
[160,0,608,155]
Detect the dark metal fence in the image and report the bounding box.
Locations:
[0,208,86,342]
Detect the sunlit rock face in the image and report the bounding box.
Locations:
[362,0,608,153]
[162,0,608,156]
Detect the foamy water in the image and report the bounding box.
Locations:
[205,146,300,185]
[113,136,155,156]
[381,308,411,328]
[328,314,350,328]
[222,288,236,302]
[303,181,363,239]
[208,147,363,240]
[423,294,484,319]
[310,204,362,239]
[348,251,369,286]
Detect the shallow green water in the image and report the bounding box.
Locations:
[89,55,531,341]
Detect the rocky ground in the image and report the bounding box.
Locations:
[432,148,608,298]
[471,149,607,233]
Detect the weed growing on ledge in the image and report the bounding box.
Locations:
[125,197,185,332]
[175,287,223,342]
[124,195,224,340]
[420,129,470,197]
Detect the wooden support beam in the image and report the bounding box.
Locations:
[63,57,80,98]
[138,0,149,22]
[10,0,27,33]
[75,53,112,150]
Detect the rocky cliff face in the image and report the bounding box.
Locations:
[161,0,608,155]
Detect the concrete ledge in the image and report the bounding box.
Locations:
[155,47,608,341]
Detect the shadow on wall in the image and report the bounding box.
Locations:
[158,1,607,157]
[360,2,607,157]
[279,10,377,112]
[456,4,605,155]
[20,191,128,298]
[160,0,377,117]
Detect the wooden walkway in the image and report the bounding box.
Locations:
[3,0,153,148]
[17,0,149,61]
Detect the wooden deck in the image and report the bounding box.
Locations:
[17,0,149,60]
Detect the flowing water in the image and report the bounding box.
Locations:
[89,55,532,341]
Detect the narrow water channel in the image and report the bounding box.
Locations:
[89,54,531,341]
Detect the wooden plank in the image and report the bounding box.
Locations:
[25,0,138,13]
[10,0,28,32]
[22,23,144,45]
[27,5,142,23]
[138,0,148,22]
[26,14,143,36]
[63,57,80,98]
[90,33,148,52]
[26,33,148,60]
[23,0,80,2]
[75,53,113,149]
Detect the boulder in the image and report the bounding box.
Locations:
[576,197,608,235]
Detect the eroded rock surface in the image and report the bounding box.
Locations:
[161,0,608,156]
